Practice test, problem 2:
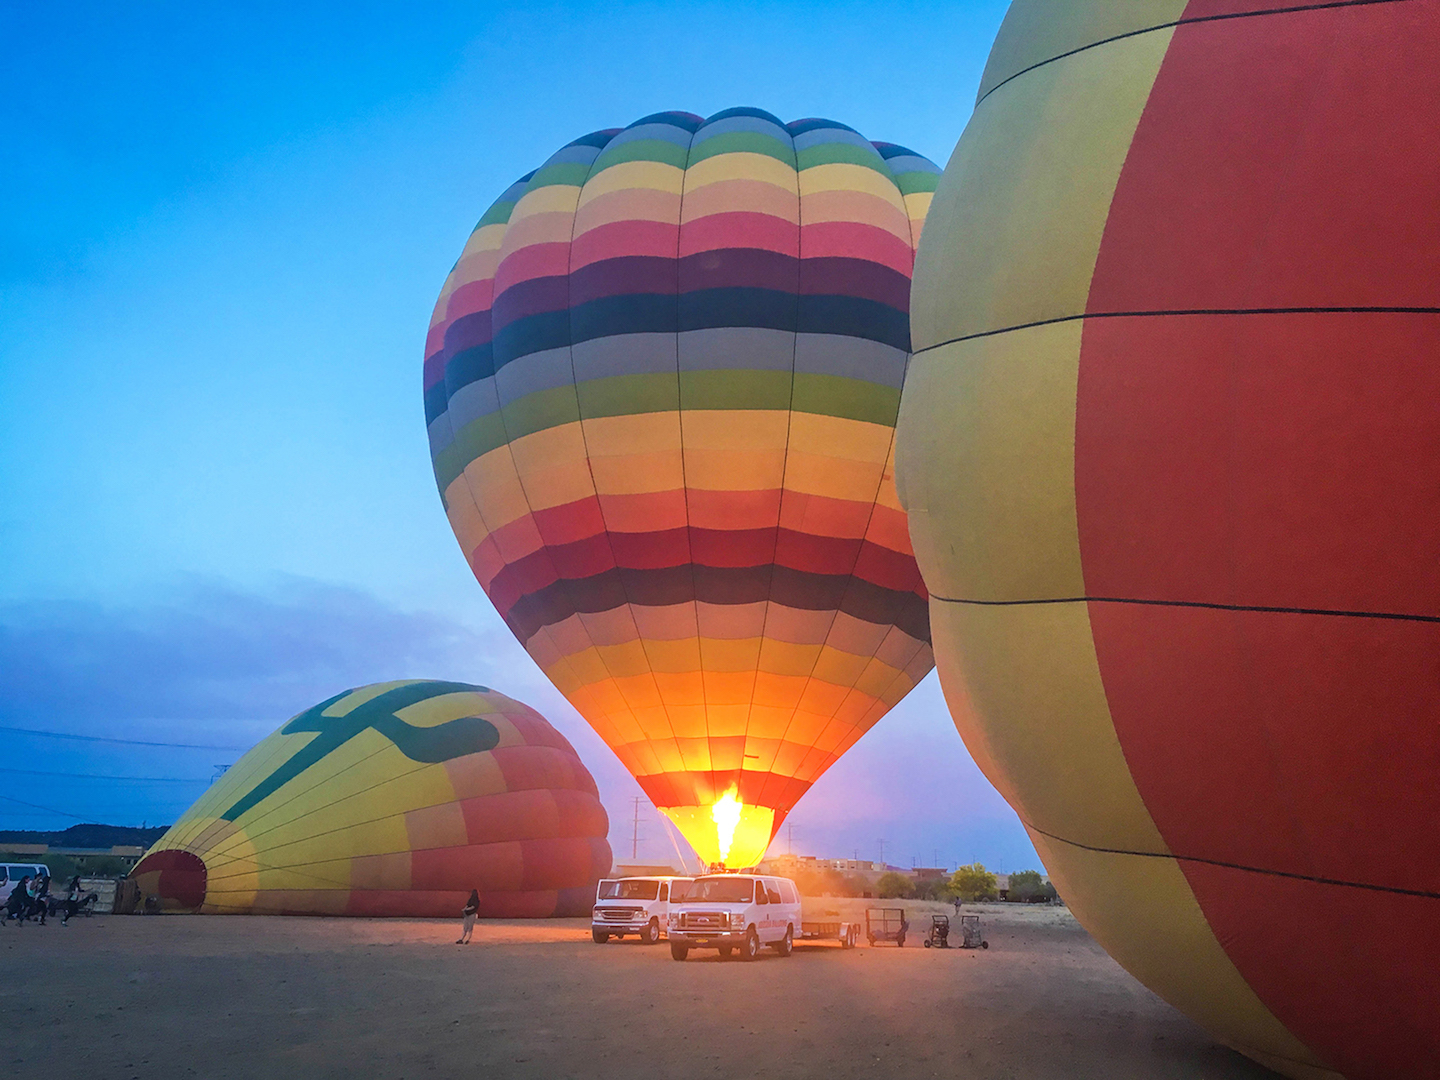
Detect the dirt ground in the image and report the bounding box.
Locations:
[3,903,1281,1080]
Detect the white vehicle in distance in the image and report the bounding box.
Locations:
[592,876,693,944]
[1,863,51,905]
[667,874,802,961]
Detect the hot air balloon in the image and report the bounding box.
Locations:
[424,108,940,868]
[899,4,1440,1080]
[130,681,611,916]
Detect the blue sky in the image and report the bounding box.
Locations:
[1,0,1038,871]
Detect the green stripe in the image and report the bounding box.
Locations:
[499,384,581,441]
[578,372,679,419]
[526,161,590,190]
[792,372,900,427]
[591,138,689,173]
[680,368,792,411]
[688,131,796,168]
[796,142,893,177]
[476,198,518,228]
[893,171,939,196]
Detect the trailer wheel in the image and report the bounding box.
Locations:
[982,941,989,949]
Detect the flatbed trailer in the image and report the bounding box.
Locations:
[797,903,861,948]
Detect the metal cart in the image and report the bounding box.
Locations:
[923,914,950,948]
[959,913,989,949]
[866,907,908,947]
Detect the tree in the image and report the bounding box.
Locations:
[875,871,913,899]
[1007,869,1047,902]
[950,863,998,902]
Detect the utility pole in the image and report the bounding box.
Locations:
[786,821,796,855]
[933,848,940,869]
[631,797,645,860]
[877,838,886,866]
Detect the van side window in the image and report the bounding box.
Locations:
[658,883,668,901]
[766,883,782,904]
[755,881,769,904]
[779,880,798,904]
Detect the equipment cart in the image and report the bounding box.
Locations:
[866,907,908,947]
[923,914,951,948]
[959,913,989,949]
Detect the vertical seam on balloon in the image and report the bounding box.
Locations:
[735,116,803,824]
[564,128,678,794]
[764,127,913,818]
[674,117,707,811]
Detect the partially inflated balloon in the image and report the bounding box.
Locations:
[900,5,1440,1079]
[131,681,611,916]
[425,109,939,867]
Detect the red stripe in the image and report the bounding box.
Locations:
[571,219,680,268]
[680,211,798,258]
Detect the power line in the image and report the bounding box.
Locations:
[0,725,251,751]
[0,792,90,820]
[0,767,210,783]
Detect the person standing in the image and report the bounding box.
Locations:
[61,876,82,925]
[457,889,479,944]
[2,876,29,926]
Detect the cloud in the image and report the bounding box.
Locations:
[0,577,514,734]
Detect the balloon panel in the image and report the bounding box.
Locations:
[130,681,611,916]
[425,109,940,867]
[903,2,1439,1078]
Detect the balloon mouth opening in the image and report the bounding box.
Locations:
[663,802,777,870]
[130,849,208,911]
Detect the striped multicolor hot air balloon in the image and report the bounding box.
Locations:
[424,108,940,868]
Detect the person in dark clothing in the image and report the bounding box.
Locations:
[31,875,50,924]
[61,876,83,925]
[3,876,31,925]
[457,889,479,944]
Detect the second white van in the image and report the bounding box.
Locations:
[592,876,692,944]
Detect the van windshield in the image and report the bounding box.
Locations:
[682,877,754,903]
[598,880,659,901]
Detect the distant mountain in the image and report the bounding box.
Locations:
[0,823,170,849]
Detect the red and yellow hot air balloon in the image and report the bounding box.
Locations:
[424,108,940,867]
[900,4,1440,1079]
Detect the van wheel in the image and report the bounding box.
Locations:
[772,925,793,957]
[670,942,689,961]
[643,918,661,945]
[739,927,760,961]
[592,929,609,944]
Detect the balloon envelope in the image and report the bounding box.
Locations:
[424,108,939,867]
[131,681,611,916]
[901,5,1440,1079]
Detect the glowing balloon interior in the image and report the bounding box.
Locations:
[424,108,940,866]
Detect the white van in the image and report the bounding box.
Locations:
[1,863,52,904]
[667,874,802,961]
[592,876,693,944]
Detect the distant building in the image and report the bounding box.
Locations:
[610,863,680,878]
